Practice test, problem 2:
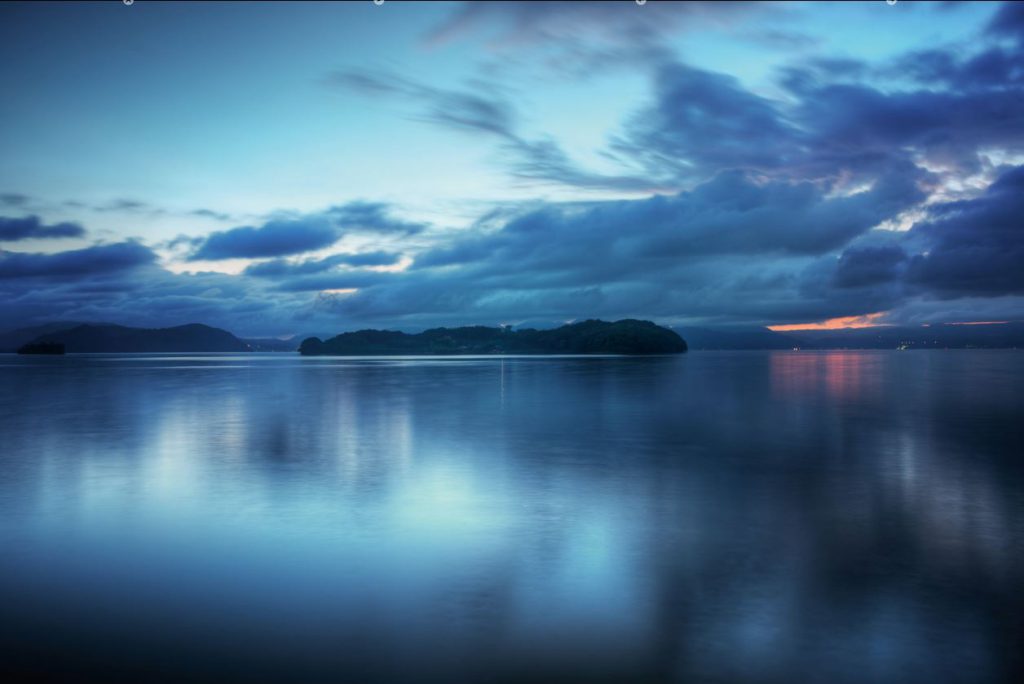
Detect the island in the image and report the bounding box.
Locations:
[17,342,65,355]
[299,319,688,356]
[21,323,251,353]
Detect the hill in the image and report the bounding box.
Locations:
[28,323,250,353]
[0,321,83,352]
[300,319,688,356]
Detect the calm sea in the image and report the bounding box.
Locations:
[0,351,1021,683]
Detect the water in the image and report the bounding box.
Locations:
[0,351,1021,683]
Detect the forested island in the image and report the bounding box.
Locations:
[299,319,688,356]
[15,323,250,353]
[4,319,1021,354]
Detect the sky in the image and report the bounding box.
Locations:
[1,0,1023,337]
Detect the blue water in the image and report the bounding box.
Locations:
[0,351,1021,682]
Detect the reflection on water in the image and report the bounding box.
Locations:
[0,351,1022,683]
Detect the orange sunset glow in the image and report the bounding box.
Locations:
[767,312,890,332]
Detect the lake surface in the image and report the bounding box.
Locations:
[0,351,1021,683]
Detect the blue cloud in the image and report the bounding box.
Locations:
[190,218,341,261]
[612,63,803,182]
[833,244,908,289]
[0,241,154,279]
[1,194,31,207]
[245,251,401,277]
[0,215,86,241]
[987,1,1024,40]
[190,202,424,261]
[330,70,662,192]
[416,166,926,275]
[906,165,1024,297]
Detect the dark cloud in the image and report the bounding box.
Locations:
[0,264,287,337]
[244,251,401,278]
[986,1,1024,41]
[189,202,424,261]
[1,169,1019,335]
[326,202,427,236]
[611,46,1024,188]
[325,168,929,328]
[891,46,1024,92]
[339,41,1024,197]
[789,164,1024,316]
[418,166,926,271]
[190,218,341,261]
[0,215,86,241]
[612,63,804,181]
[783,81,1023,181]
[0,241,154,280]
[906,165,1024,297]
[5,6,1024,334]
[833,244,908,289]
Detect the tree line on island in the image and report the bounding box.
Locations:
[4,319,687,355]
[3,319,1023,354]
[299,319,687,355]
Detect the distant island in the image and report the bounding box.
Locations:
[2,319,1022,354]
[300,319,688,356]
[6,323,250,354]
[17,342,65,355]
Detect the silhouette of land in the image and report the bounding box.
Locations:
[299,319,688,356]
[12,323,249,353]
[16,341,65,355]
[2,319,1023,354]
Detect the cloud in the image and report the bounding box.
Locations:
[94,199,160,214]
[780,53,1024,179]
[611,45,1024,189]
[0,168,1018,335]
[272,270,392,293]
[313,168,928,327]
[0,215,86,241]
[326,202,427,235]
[338,41,1024,195]
[418,166,927,270]
[190,208,233,222]
[329,70,663,192]
[332,70,517,138]
[790,164,1024,316]
[905,164,1024,297]
[833,244,908,289]
[244,251,401,277]
[424,1,766,51]
[191,218,341,261]
[5,6,1024,335]
[189,202,424,261]
[986,1,1024,41]
[891,46,1024,92]
[0,241,154,279]
[611,63,804,182]
[1,193,31,208]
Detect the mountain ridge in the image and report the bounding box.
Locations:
[26,323,250,353]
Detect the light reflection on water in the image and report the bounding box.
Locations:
[0,351,1022,683]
